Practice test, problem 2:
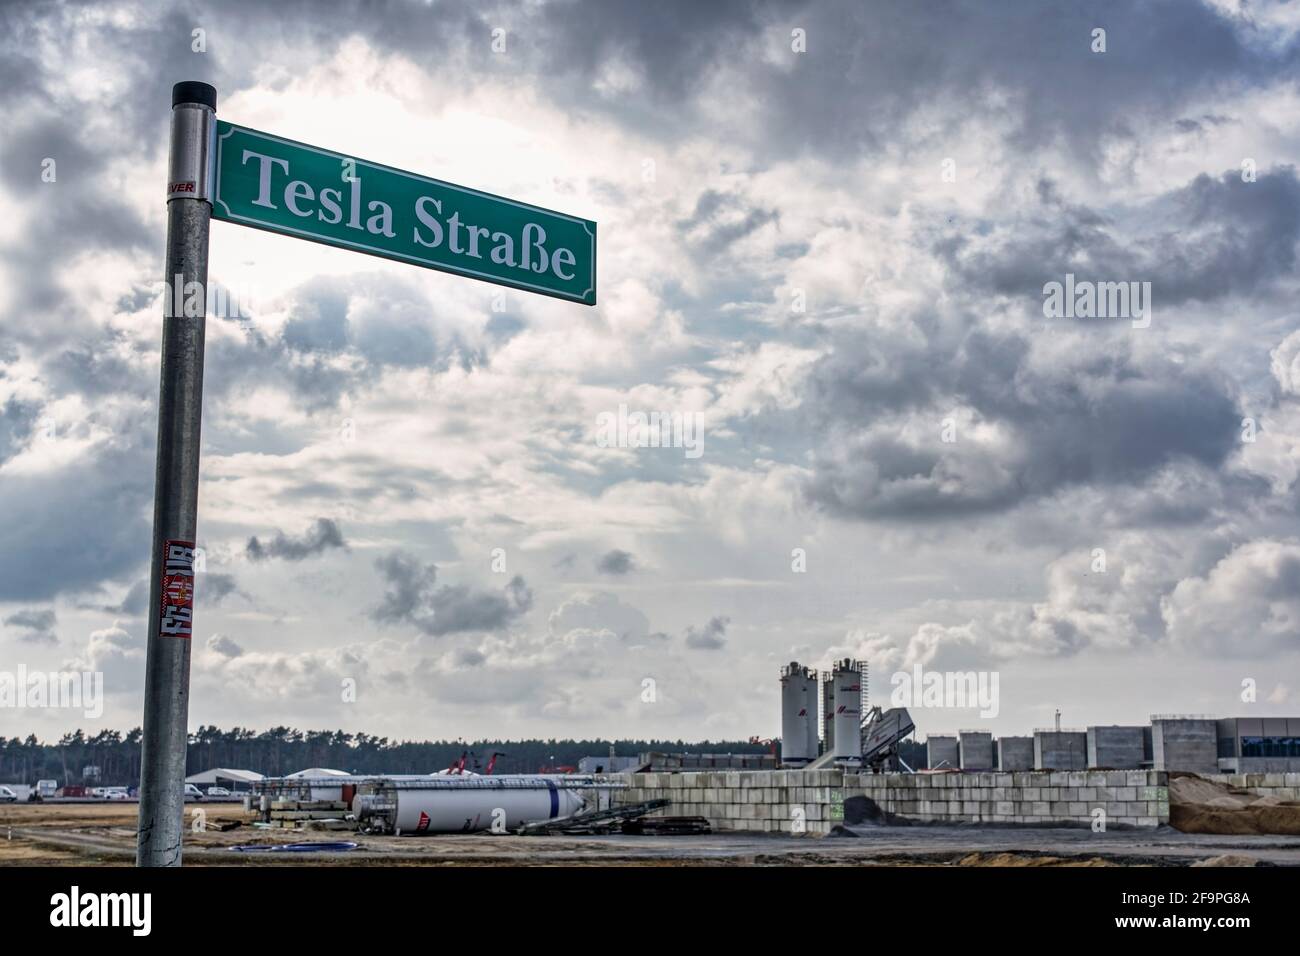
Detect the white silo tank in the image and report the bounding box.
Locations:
[780,662,818,766]
[802,668,820,760]
[821,671,836,753]
[831,659,864,766]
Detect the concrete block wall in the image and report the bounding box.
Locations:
[959,731,994,770]
[1087,725,1146,769]
[614,769,1171,835]
[1034,731,1087,770]
[1152,718,1218,774]
[613,769,845,836]
[997,737,1034,771]
[1203,772,1300,801]
[847,771,1169,829]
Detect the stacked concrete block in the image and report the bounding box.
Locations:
[1034,730,1087,770]
[926,735,960,770]
[997,736,1034,771]
[612,769,846,836]
[1086,725,1146,769]
[1151,717,1218,774]
[959,730,994,770]
[841,770,1168,828]
[614,768,1172,833]
[1204,772,1300,801]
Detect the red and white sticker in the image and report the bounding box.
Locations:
[159,539,195,638]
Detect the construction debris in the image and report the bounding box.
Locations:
[517,798,675,835]
[265,799,355,832]
[620,815,711,835]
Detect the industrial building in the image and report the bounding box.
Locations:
[1216,717,1300,772]
[184,768,263,792]
[958,730,994,770]
[1033,729,1087,770]
[1151,716,1219,775]
[1086,726,1149,769]
[996,736,1033,770]
[926,735,958,770]
[774,660,1299,777]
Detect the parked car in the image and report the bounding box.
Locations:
[184,783,204,800]
[90,787,109,798]
[103,788,130,800]
[206,786,231,797]
[0,786,18,803]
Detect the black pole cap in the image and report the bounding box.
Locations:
[172,81,217,110]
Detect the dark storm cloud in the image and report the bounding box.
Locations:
[941,168,1300,306]
[0,418,154,601]
[677,189,779,254]
[43,338,154,401]
[4,607,58,644]
[201,573,242,604]
[11,0,1265,183]
[0,396,41,465]
[370,551,533,635]
[595,549,635,575]
[684,615,729,650]
[5,608,56,631]
[105,579,151,617]
[0,8,206,353]
[735,0,1289,161]
[246,518,347,562]
[803,328,1242,520]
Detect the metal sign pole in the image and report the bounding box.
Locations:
[137,81,217,867]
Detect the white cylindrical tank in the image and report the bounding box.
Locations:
[805,670,821,759]
[364,776,590,834]
[831,659,864,765]
[821,671,836,753]
[780,662,817,766]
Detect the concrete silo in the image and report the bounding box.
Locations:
[779,662,819,766]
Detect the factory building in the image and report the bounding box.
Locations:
[926,735,959,770]
[1033,729,1087,770]
[1086,725,1149,769]
[1215,717,1300,773]
[1151,716,1219,775]
[958,730,994,770]
[996,736,1034,771]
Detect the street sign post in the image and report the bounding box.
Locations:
[138,81,215,867]
[139,83,596,867]
[212,122,596,304]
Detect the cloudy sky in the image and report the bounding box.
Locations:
[2,0,1299,746]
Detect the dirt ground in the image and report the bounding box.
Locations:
[3,802,1300,866]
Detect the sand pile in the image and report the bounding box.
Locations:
[1170,774,1300,835]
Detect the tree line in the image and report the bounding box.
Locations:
[0,727,773,786]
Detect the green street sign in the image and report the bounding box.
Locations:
[212,121,596,305]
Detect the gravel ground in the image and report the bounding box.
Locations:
[3,803,1300,866]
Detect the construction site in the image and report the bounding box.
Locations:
[5,659,1299,867]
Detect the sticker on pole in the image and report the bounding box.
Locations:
[159,539,196,638]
